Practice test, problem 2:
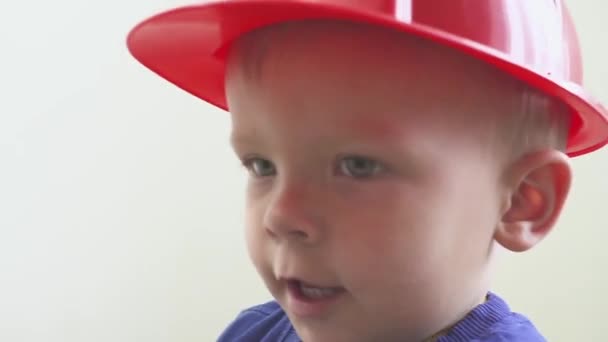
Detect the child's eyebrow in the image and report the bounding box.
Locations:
[229,134,244,149]
[229,132,259,150]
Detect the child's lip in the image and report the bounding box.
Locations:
[284,278,347,317]
[280,276,344,290]
[286,278,345,290]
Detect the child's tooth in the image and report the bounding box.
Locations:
[299,283,337,298]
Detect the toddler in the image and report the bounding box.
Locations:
[127,1,608,341]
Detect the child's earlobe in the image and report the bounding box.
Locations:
[495,150,572,252]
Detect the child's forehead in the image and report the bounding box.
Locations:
[225,20,527,154]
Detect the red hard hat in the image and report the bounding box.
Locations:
[126,0,608,157]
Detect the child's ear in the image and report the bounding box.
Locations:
[495,150,572,252]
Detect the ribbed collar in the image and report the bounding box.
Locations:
[437,292,511,342]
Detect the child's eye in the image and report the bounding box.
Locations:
[243,157,276,177]
[338,156,384,179]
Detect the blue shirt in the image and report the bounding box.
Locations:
[217,292,546,341]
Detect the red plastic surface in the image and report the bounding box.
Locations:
[126,0,608,157]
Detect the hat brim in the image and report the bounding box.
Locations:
[126,0,608,157]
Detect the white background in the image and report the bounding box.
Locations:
[1,1,606,341]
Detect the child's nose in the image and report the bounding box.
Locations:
[262,183,325,245]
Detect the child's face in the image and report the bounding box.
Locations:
[226,22,514,341]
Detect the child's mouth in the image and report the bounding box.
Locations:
[288,279,345,299]
[285,279,346,317]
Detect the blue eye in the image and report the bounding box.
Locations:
[243,157,276,177]
[339,156,383,178]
